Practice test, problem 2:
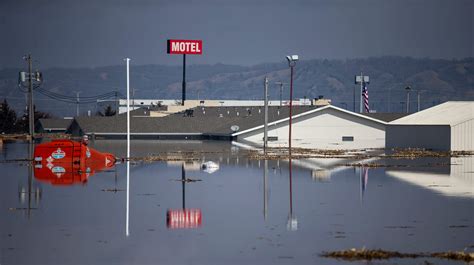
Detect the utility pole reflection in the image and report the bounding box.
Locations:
[263,160,268,221]
[287,158,297,231]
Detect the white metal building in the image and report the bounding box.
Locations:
[233,105,389,150]
[386,101,474,151]
[117,99,314,114]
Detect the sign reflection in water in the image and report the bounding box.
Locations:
[166,164,203,229]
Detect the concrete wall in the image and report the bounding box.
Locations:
[386,125,451,151]
[451,119,474,151]
[238,108,386,150]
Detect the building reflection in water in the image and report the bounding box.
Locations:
[166,163,202,229]
[387,156,474,198]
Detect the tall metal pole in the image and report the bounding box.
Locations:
[182,164,186,209]
[353,84,356,112]
[279,83,283,107]
[125,58,130,237]
[359,72,363,113]
[27,54,34,138]
[406,87,410,113]
[182,54,186,106]
[75,91,80,117]
[289,66,294,157]
[264,77,269,153]
[115,91,118,116]
[417,91,420,112]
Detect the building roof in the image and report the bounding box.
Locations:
[361,113,408,122]
[389,101,474,126]
[38,118,73,130]
[231,105,390,137]
[69,106,318,135]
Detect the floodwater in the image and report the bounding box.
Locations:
[1,140,473,265]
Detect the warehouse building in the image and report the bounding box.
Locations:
[67,105,404,150]
[386,101,474,151]
[233,105,404,150]
[36,118,73,133]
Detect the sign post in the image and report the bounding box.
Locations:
[167,39,203,106]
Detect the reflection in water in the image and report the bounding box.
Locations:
[126,159,130,237]
[18,141,42,218]
[360,167,369,202]
[2,141,473,265]
[166,164,203,229]
[287,158,297,231]
[387,156,474,198]
[33,140,115,186]
[263,160,268,221]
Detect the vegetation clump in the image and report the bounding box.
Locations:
[321,248,474,262]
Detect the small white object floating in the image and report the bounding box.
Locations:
[201,161,219,174]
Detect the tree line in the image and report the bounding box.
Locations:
[0,99,51,134]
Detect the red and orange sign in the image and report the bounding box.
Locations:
[167,39,203,55]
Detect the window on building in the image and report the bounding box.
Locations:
[342,136,354,142]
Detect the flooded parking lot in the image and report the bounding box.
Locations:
[1,140,473,265]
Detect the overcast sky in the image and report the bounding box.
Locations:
[0,0,472,69]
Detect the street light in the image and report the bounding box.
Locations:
[405,86,411,113]
[286,55,298,157]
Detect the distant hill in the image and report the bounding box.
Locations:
[0,56,472,116]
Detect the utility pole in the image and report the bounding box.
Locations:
[70,91,81,117]
[115,90,118,116]
[275,82,286,107]
[75,91,81,116]
[19,55,42,139]
[132,88,139,110]
[417,90,421,112]
[264,77,269,154]
[27,55,34,138]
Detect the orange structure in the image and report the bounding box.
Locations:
[33,139,116,186]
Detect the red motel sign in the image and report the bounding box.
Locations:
[167,209,202,229]
[167,39,203,55]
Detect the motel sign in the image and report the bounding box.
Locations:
[167,39,203,105]
[167,40,203,55]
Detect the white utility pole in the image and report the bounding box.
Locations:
[263,76,269,153]
[125,58,130,237]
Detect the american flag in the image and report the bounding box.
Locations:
[362,83,369,113]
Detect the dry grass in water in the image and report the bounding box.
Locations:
[321,248,474,262]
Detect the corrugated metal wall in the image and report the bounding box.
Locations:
[451,119,474,151]
[386,125,451,151]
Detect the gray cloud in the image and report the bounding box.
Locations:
[0,0,472,69]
